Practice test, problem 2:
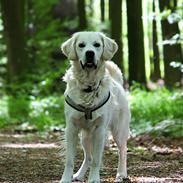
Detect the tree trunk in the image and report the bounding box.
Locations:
[1,0,28,84]
[1,0,29,119]
[126,0,146,85]
[77,0,87,30]
[159,0,182,87]
[108,0,112,21]
[110,0,123,71]
[89,0,94,17]
[152,0,161,81]
[100,0,105,22]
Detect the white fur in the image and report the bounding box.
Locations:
[60,32,130,183]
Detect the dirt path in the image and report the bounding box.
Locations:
[0,132,182,183]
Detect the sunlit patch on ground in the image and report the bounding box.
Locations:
[130,176,183,183]
[151,145,183,155]
[1,142,58,148]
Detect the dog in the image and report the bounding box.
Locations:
[60,32,130,183]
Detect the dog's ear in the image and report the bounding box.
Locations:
[101,33,118,61]
[61,36,77,61]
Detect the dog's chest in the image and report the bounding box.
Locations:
[65,105,106,129]
[74,116,101,130]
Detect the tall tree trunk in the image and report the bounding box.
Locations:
[110,0,123,71]
[1,0,29,119]
[159,0,182,87]
[100,0,105,22]
[152,0,161,81]
[78,0,87,30]
[126,0,146,85]
[89,0,94,17]
[1,0,28,84]
[108,0,112,21]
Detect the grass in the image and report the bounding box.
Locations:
[0,88,182,136]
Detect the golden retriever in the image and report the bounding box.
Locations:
[60,32,130,183]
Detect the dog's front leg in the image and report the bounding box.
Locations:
[60,123,79,183]
[88,126,105,183]
[73,131,92,181]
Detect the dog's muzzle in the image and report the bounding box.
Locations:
[81,51,97,69]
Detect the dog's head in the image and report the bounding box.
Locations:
[61,32,118,69]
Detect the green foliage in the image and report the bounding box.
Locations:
[8,95,30,120]
[130,87,183,137]
[0,95,65,131]
[29,95,65,131]
[0,88,182,137]
[158,1,183,46]
[23,0,78,96]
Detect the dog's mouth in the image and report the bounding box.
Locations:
[80,61,97,69]
[85,60,96,67]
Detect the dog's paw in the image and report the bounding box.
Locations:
[72,173,83,182]
[115,176,123,182]
[115,175,129,183]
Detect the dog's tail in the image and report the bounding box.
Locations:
[105,61,123,86]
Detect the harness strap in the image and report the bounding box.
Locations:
[65,92,110,120]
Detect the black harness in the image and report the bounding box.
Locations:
[65,92,110,120]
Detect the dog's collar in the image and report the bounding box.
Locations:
[65,92,110,120]
[83,80,102,93]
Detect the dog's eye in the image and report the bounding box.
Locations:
[93,43,100,47]
[78,43,85,48]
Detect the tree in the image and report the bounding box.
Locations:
[100,0,105,22]
[108,0,112,21]
[109,0,123,71]
[1,0,28,84]
[77,0,87,30]
[89,0,94,17]
[126,0,146,85]
[1,0,29,118]
[151,0,161,81]
[159,0,182,87]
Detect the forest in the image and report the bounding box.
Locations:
[0,0,183,183]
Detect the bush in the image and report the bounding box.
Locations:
[130,88,183,137]
[0,88,182,137]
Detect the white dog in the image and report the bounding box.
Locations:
[60,32,130,183]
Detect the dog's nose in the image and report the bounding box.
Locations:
[86,51,94,61]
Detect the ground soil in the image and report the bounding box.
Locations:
[0,131,182,183]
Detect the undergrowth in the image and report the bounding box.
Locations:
[0,88,182,137]
[130,88,183,137]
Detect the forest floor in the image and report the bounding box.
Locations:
[0,131,183,183]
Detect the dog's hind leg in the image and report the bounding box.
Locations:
[73,131,92,181]
[115,141,127,182]
[112,132,128,182]
[111,110,130,182]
